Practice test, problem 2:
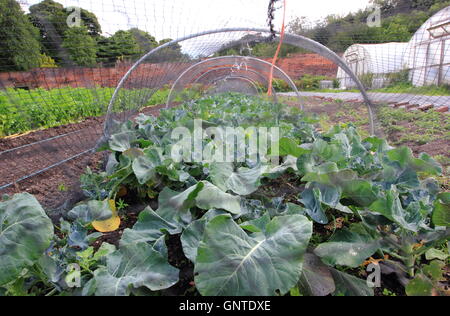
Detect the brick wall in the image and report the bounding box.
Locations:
[264,53,338,79]
[0,63,191,90]
[0,53,338,90]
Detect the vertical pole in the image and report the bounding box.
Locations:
[438,39,445,86]
[425,42,430,86]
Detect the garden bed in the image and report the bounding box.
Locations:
[1,94,448,297]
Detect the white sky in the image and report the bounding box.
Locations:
[19,0,372,40]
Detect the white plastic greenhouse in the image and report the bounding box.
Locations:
[336,42,408,89]
[337,5,450,89]
[405,6,450,87]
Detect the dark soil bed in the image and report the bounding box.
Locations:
[0,104,169,210]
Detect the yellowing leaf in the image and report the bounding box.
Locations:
[122,148,144,158]
[92,200,121,233]
[413,240,425,250]
[117,186,128,198]
[362,255,388,267]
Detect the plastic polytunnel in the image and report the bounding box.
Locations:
[336,42,409,89]
[405,5,450,87]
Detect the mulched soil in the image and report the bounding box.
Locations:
[257,174,305,203]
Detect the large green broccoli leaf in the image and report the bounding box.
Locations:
[0,194,54,286]
[94,242,179,296]
[194,214,312,296]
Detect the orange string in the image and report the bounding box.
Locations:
[267,0,287,97]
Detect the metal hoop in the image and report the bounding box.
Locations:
[104,27,375,138]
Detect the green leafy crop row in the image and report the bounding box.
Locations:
[258,75,339,93]
[0,87,112,136]
[0,86,202,137]
[0,93,448,296]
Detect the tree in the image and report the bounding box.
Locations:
[79,8,102,37]
[429,1,450,14]
[0,0,42,71]
[313,26,332,46]
[38,54,58,68]
[411,0,438,10]
[213,33,303,58]
[288,0,446,53]
[111,30,142,60]
[29,0,72,63]
[97,30,142,65]
[288,16,312,35]
[28,0,101,63]
[251,42,301,58]
[129,28,158,54]
[62,26,98,67]
[146,39,187,63]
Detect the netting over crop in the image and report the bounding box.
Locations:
[336,5,450,108]
[102,28,375,140]
[337,43,409,89]
[0,0,449,209]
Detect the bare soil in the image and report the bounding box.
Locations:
[0,104,169,211]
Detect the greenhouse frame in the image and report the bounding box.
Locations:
[338,5,450,89]
[405,6,450,87]
[336,42,408,89]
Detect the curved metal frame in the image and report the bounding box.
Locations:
[205,75,261,95]
[193,68,274,96]
[194,67,269,85]
[166,55,300,107]
[197,72,278,98]
[104,27,375,137]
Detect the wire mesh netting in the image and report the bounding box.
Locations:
[336,5,450,107]
[0,0,449,209]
